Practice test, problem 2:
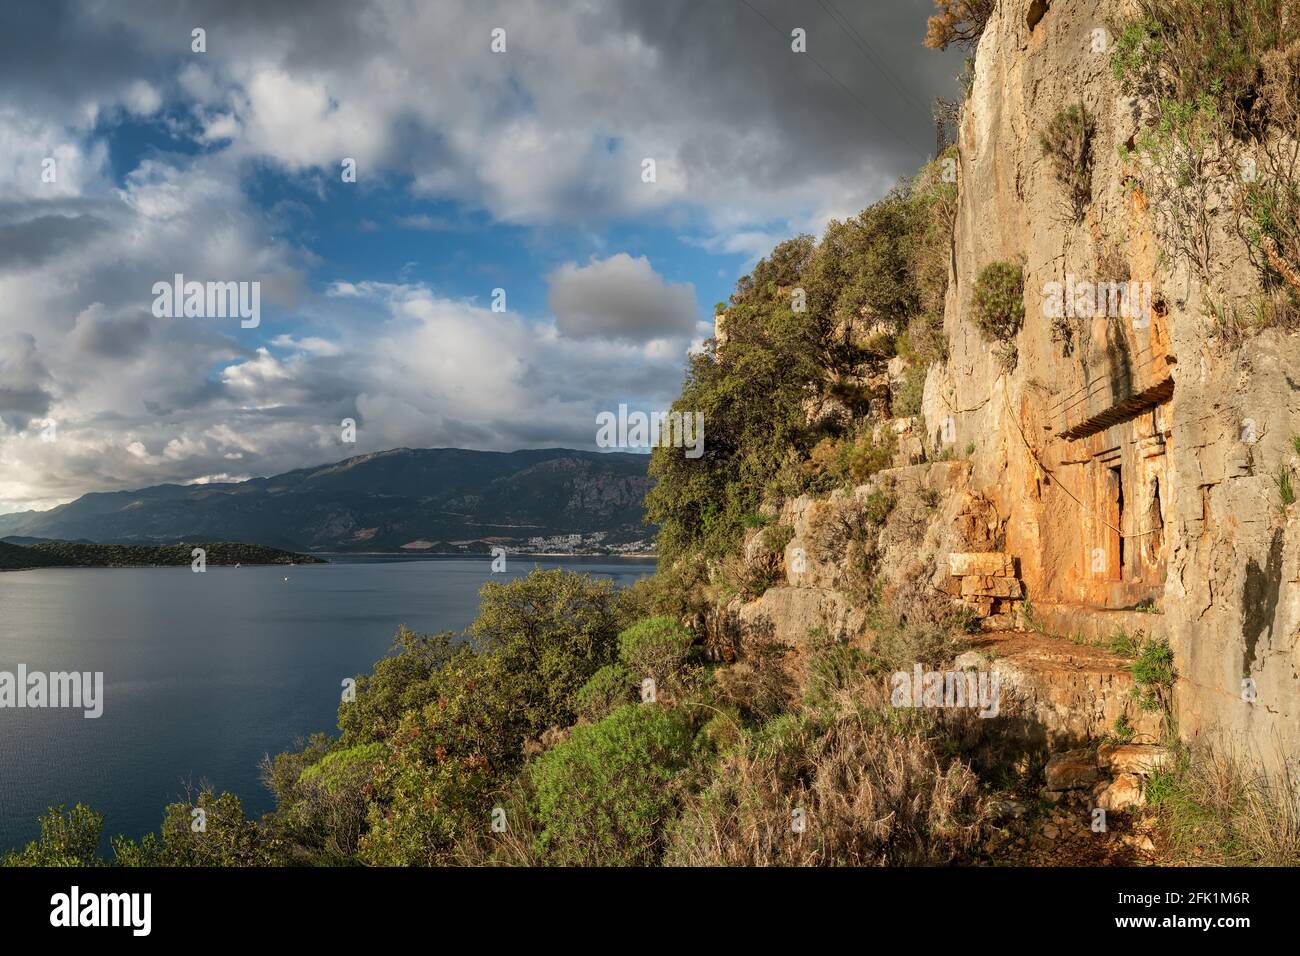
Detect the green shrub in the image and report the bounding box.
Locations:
[1111,713,1135,743]
[298,742,386,790]
[1112,1,1300,285]
[870,616,960,670]
[972,261,1024,371]
[893,362,927,417]
[337,627,453,745]
[618,616,695,690]
[345,569,625,866]
[357,651,511,866]
[2,804,103,867]
[470,569,624,733]
[574,663,639,721]
[646,172,958,565]
[972,261,1025,342]
[804,644,873,711]
[714,629,799,722]
[1131,637,1175,712]
[530,704,694,866]
[1276,467,1296,508]
[761,522,795,555]
[1109,628,1139,658]
[910,150,959,328]
[266,741,385,862]
[905,312,949,366]
[807,427,898,492]
[1039,103,1095,221]
[111,789,277,867]
[863,489,896,526]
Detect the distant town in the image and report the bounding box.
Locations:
[517,531,655,556]
[396,530,656,557]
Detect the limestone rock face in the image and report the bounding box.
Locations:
[735,585,867,647]
[732,461,986,649]
[720,0,1299,770]
[949,552,1015,577]
[970,630,1164,746]
[918,0,1300,765]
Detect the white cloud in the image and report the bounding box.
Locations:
[0,0,963,512]
[124,80,163,117]
[547,253,698,342]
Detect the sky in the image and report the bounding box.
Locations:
[0,0,961,513]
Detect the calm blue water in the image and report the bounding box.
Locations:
[0,555,655,854]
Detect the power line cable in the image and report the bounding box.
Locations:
[735,0,932,157]
[817,0,931,116]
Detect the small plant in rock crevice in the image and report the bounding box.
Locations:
[1131,637,1175,713]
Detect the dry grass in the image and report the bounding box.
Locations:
[1207,289,1300,345]
[451,777,543,867]
[714,625,800,722]
[665,679,991,866]
[1148,735,1300,866]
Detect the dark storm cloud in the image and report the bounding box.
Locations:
[1,0,962,222]
[609,0,960,183]
[0,332,54,428]
[548,254,698,342]
[68,305,155,358]
[0,385,54,426]
[0,3,159,113]
[0,211,109,272]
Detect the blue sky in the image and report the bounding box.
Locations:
[0,0,960,511]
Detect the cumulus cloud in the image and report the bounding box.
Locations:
[0,277,688,510]
[0,0,960,511]
[71,0,956,230]
[0,333,54,430]
[547,254,697,342]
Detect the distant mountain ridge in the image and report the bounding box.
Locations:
[0,447,655,553]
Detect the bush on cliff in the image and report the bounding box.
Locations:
[618,615,695,689]
[647,170,955,570]
[1113,0,1300,294]
[1039,103,1095,221]
[2,805,103,867]
[972,260,1025,371]
[263,569,629,866]
[923,0,996,52]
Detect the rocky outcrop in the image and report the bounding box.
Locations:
[918,0,1300,765]
[1043,742,1171,813]
[720,0,1299,771]
[946,551,1025,627]
[957,630,1164,746]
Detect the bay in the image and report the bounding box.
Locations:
[0,555,655,854]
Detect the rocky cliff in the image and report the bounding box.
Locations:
[724,0,1299,771]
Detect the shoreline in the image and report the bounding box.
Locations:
[314,550,659,560]
[2,552,660,570]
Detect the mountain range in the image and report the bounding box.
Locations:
[0,447,655,553]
